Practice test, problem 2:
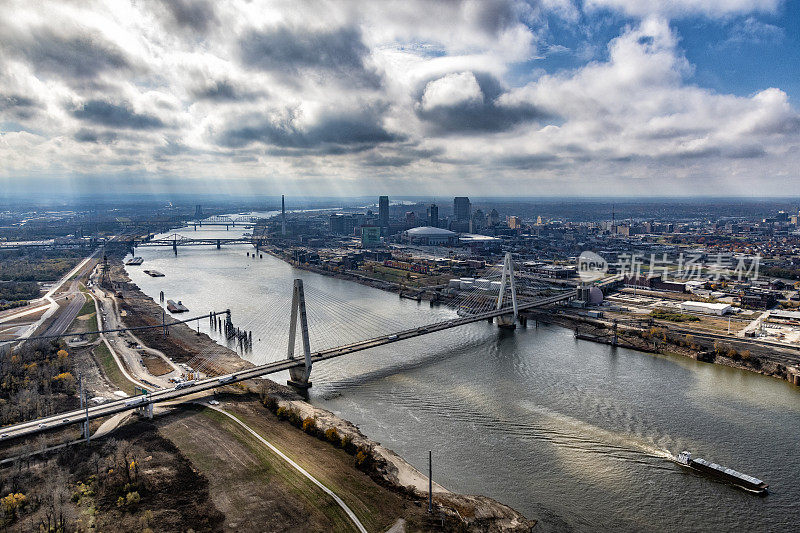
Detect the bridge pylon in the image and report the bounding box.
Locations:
[495,252,518,329]
[287,279,313,391]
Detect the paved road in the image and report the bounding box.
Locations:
[42,288,86,338]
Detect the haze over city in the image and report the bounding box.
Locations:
[1,0,799,199]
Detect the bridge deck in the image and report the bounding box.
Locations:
[0,291,573,442]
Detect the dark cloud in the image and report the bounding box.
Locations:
[362,146,444,167]
[472,0,518,36]
[218,107,401,152]
[74,128,118,143]
[496,153,560,169]
[160,0,218,33]
[5,27,130,79]
[71,100,164,129]
[725,145,766,159]
[191,79,263,101]
[416,72,552,134]
[0,94,39,120]
[239,25,379,86]
[750,114,800,135]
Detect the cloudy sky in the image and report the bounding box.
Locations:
[1,0,798,198]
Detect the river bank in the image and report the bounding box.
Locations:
[522,308,800,386]
[113,255,536,531]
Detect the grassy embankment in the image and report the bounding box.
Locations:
[161,403,429,532]
[93,343,135,396]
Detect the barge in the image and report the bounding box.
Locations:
[166,300,188,313]
[125,257,144,265]
[143,270,165,277]
[677,451,768,494]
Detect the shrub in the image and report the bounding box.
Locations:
[302,417,318,435]
[288,409,303,428]
[324,428,340,445]
[341,435,357,455]
[262,395,278,413]
[125,491,140,506]
[354,450,370,470]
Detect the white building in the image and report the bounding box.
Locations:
[679,301,732,315]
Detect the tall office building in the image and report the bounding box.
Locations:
[427,203,439,227]
[281,194,286,236]
[488,209,500,227]
[454,197,471,221]
[378,196,389,227]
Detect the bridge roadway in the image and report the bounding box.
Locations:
[0,291,573,443]
[128,237,254,247]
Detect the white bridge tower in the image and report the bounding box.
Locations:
[287,279,313,390]
[495,252,519,328]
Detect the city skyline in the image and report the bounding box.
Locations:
[1,0,799,199]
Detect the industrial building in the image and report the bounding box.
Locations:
[679,301,732,315]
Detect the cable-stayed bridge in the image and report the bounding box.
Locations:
[0,253,575,442]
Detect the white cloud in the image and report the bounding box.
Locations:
[585,0,781,19]
[421,72,484,111]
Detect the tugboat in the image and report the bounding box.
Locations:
[677,451,768,494]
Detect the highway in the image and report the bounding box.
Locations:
[42,290,86,338]
[2,249,100,345]
[0,290,574,442]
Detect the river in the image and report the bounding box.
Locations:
[125,223,800,532]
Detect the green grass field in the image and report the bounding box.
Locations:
[93,342,135,395]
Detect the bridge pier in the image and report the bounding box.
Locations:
[217,239,221,249]
[287,279,313,392]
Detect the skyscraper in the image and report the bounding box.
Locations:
[454,197,471,221]
[379,196,389,227]
[427,203,439,227]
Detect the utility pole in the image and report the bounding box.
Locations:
[79,372,90,444]
[428,450,433,513]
